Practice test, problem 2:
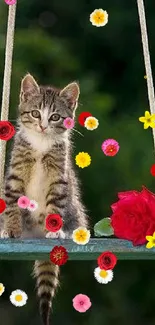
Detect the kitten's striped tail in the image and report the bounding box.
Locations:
[33,260,59,325]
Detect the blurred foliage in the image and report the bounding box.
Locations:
[0,0,155,324]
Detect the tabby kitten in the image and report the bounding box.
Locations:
[2,74,89,325]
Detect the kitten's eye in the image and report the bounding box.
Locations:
[31,110,41,118]
[50,114,60,121]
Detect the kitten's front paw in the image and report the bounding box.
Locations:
[5,219,22,238]
[0,230,9,239]
[45,229,66,239]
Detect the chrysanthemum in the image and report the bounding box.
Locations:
[146,232,155,249]
[0,283,5,296]
[90,9,108,27]
[72,227,90,245]
[63,117,75,129]
[139,111,155,129]
[84,116,99,131]
[50,246,68,266]
[17,196,30,209]
[101,139,120,156]
[75,152,91,168]
[94,267,113,284]
[10,290,28,307]
[27,200,38,211]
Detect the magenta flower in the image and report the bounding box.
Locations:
[27,200,38,212]
[4,0,16,5]
[63,117,75,129]
[101,139,120,156]
[72,294,92,313]
[17,196,30,209]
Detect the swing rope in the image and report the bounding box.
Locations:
[137,0,155,144]
[0,3,17,197]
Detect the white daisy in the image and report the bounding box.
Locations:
[94,267,113,284]
[10,289,28,307]
[27,200,38,212]
[0,283,5,296]
[84,116,99,131]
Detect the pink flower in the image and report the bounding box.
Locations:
[101,139,120,156]
[72,294,92,313]
[63,117,75,129]
[27,200,38,212]
[17,196,30,209]
[4,0,16,5]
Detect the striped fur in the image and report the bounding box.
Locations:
[1,74,89,325]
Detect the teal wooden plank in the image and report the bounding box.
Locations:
[0,238,154,260]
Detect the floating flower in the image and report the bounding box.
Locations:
[144,75,147,79]
[72,227,90,245]
[139,111,155,129]
[0,121,15,141]
[45,214,63,232]
[27,200,38,211]
[10,290,28,307]
[75,152,91,168]
[97,251,117,270]
[50,246,68,266]
[17,196,30,209]
[101,139,120,157]
[84,116,99,131]
[0,283,5,296]
[150,164,155,176]
[0,198,6,214]
[146,232,155,249]
[90,9,108,27]
[63,117,75,129]
[4,0,16,5]
[72,294,92,313]
[78,112,92,126]
[94,267,113,284]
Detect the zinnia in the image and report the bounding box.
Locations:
[50,246,68,266]
[0,121,15,141]
[45,214,63,232]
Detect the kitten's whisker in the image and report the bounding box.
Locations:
[72,128,84,137]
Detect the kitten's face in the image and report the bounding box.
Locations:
[19,74,80,136]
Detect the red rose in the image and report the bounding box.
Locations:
[78,112,92,126]
[45,214,63,232]
[50,246,68,266]
[0,121,15,141]
[97,251,117,270]
[0,198,6,214]
[111,186,155,246]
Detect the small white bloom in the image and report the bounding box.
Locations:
[94,267,113,284]
[10,289,28,307]
[27,200,38,212]
[84,116,99,131]
[0,283,5,296]
[72,227,90,245]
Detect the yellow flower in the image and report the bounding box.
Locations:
[144,75,147,79]
[146,232,155,249]
[75,152,91,168]
[139,111,155,129]
[72,227,90,245]
[0,283,5,296]
[90,9,108,27]
[84,116,99,131]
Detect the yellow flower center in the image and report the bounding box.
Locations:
[15,294,23,302]
[147,118,151,123]
[94,12,105,23]
[75,230,87,242]
[99,270,108,278]
[0,285,3,293]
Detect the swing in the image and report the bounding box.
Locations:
[0,0,155,261]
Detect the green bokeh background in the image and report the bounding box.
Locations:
[0,0,155,324]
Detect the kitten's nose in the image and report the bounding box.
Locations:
[40,125,47,132]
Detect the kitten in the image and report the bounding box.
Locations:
[2,74,89,325]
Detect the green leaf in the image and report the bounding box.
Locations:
[94,218,114,237]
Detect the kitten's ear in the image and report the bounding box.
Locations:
[20,74,39,97]
[59,82,80,110]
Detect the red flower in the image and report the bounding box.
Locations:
[45,214,63,232]
[50,246,68,266]
[78,112,92,126]
[0,121,15,141]
[0,198,6,214]
[111,186,155,246]
[150,164,155,176]
[97,251,117,270]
